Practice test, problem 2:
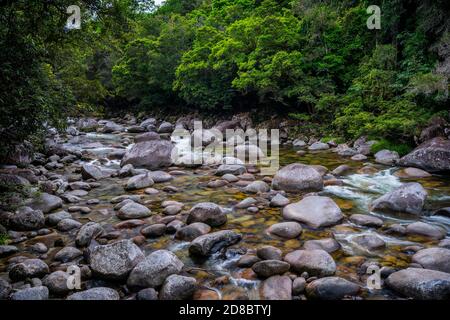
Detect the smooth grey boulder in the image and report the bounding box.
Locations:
[42,271,71,295]
[398,137,450,172]
[67,287,120,300]
[127,250,184,288]
[386,268,450,300]
[148,170,173,183]
[215,164,247,176]
[257,246,283,261]
[349,214,383,228]
[412,248,450,273]
[137,288,158,300]
[308,142,330,151]
[56,218,82,231]
[10,286,49,300]
[89,240,144,280]
[303,238,341,253]
[27,193,62,214]
[252,260,290,278]
[159,274,197,300]
[189,230,242,256]
[371,183,427,215]
[46,211,72,226]
[117,202,151,220]
[406,222,446,239]
[272,163,323,192]
[270,194,290,207]
[54,246,83,262]
[267,222,302,239]
[121,140,173,170]
[125,173,154,190]
[81,164,105,180]
[244,180,270,193]
[284,249,336,277]
[9,259,49,281]
[186,202,226,227]
[306,277,360,300]
[283,196,343,228]
[374,149,399,165]
[175,222,211,241]
[0,245,18,258]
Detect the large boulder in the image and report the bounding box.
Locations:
[374,150,399,165]
[89,240,144,280]
[398,137,450,172]
[42,271,71,295]
[412,248,450,273]
[9,259,49,281]
[186,202,227,227]
[10,206,45,231]
[81,164,106,180]
[272,163,323,192]
[386,268,450,300]
[67,287,120,300]
[189,230,242,256]
[121,140,173,170]
[127,250,184,288]
[10,286,49,300]
[306,277,360,300]
[284,249,336,277]
[283,196,343,228]
[117,202,151,220]
[27,193,62,214]
[371,182,427,215]
[406,222,446,239]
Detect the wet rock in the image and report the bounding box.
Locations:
[270,194,290,207]
[237,255,260,268]
[293,139,307,148]
[159,274,197,300]
[10,206,45,231]
[306,277,360,300]
[27,193,62,214]
[215,164,247,176]
[352,234,385,251]
[121,140,173,170]
[189,230,242,256]
[81,164,105,180]
[235,197,257,209]
[386,268,450,299]
[148,171,173,183]
[9,259,49,281]
[208,179,228,188]
[135,132,160,143]
[103,121,123,133]
[292,277,306,295]
[412,248,450,273]
[117,202,151,220]
[30,243,48,254]
[222,174,239,183]
[175,223,211,241]
[374,150,399,165]
[69,181,91,191]
[308,142,329,151]
[244,181,270,193]
[398,137,450,173]
[42,271,71,295]
[54,247,83,263]
[76,222,104,247]
[267,222,302,239]
[163,205,182,215]
[56,218,82,231]
[166,220,185,233]
[158,122,173,133]
[257,246,283,261]
[283,196,343,228]
[125,173,154,190]
[252,260,290,278]
[11,286,49,300]
[137,288,158,300]
[406,222,446,239]
[140,118,157,128]
[303,238,341,253]
[141,224,166,238]
[128,125,146,133]
[89,240,144,280]
[187,202,226,227]
[371,182,427,215]
[261,275,292,300]
[349,214,383,228]
[284,250,336,277]
[0,278,11,299]
[68,206,91,214]
[67,287,120,300]
[127,250,183,288]
[0,245,18,258]
[351,154,367,161]
[272,163,323,192]
[394,167,432,178]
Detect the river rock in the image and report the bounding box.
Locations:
[148,170,173,183]
[0,278,11,299]
[235,197,257,209]
[67,287,120,300]
[137,288,158,300]
[10,206,45,231]
[267,222,302,239]
[0,245,18,258]
[284,249,336,277]
[374,150,399,165]
[89,240,144,280]
[272,163,323,192]
[127,250,183,288]
[303,238,341,253]
[42,271,71,295]
[117,202,151,220]
[386,268,450,299]
[76,222,104,247]
[175,223,211,241]
[9,258,49,281]
[159,274,197,300]
[189,230,242,256]
[121,140,173,170]
[125,173,154,190]
[135,132,160,143]
[252,260,290,278]
[306,277,360,300]
[270,194,290,207]
[103,121,123,133]
[27,193,62,214]
[283,196,343,228]
[371,183,427,215]
[54,246,83,262]
[332,165,351,176]
[257,246,283,261]
[308,142,329,151]
[412,248,450,273]
[158,121,173,133]
[81,164,105,180]
[352,234,385,251]
[244,181,270,193]
[349,214,383,228]
[394,167,432,178]
[57,218,82,231]
[261,275,292,300]
[215,164,247,176]
[141,224,166,238]
[10,286,49,300]
[186,202,226,227]
[398,137,450,172]
[406,222,446,239]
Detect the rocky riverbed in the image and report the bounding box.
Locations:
[1,115,450,300]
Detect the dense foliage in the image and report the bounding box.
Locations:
[1,0,449,158]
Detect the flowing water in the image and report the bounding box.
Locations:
[2,130,450,300]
